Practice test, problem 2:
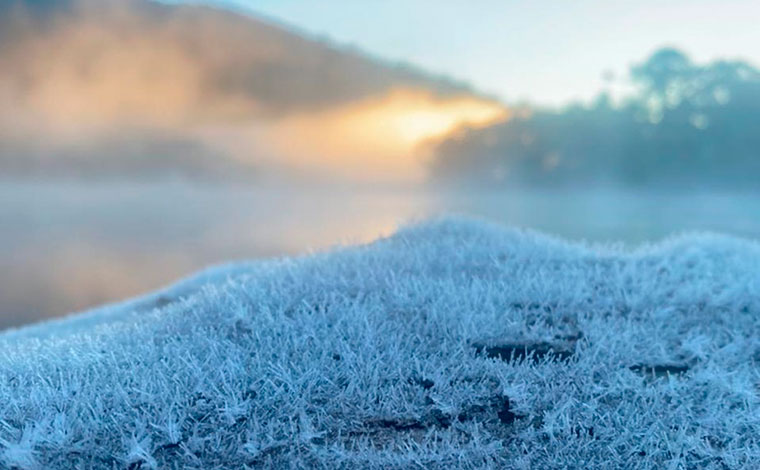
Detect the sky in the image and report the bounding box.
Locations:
[202,0,760,107]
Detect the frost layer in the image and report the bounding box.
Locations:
[1,218,759,469]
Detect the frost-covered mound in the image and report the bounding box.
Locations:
[1,218,760,469]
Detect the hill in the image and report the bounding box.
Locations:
[0,0,489,179]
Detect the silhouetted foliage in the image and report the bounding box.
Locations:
[432,48,760,188]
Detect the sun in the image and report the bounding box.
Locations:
[257,88,509,181]
[347,89,508,148]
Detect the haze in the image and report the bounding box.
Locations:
[2,0,760,328]
[0,0,506,182]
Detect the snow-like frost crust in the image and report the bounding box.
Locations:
[1,217,759,469]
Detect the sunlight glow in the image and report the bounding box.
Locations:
[256,88,509,181]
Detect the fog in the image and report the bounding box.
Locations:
[0,0,502,181]
[3,179,760,329]
[433,49,760,189]
[2,0,760,328]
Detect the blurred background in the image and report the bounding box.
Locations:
[2,0,760,328]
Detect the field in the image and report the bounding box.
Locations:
[1,217,759,468]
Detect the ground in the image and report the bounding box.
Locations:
[0,217,759,469]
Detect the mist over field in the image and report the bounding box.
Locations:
[4,1,760,188]
[0,0,503,181]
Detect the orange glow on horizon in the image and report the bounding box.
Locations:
[253,88,509,181]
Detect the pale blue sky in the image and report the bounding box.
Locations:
[197,0,760,107]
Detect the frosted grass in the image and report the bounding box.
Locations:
[0,217,759,469]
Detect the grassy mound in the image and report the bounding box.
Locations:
[1,218,759,469]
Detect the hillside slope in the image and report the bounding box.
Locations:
[1,218,759,469]
[0,0,483,178]
[0,0,470,119]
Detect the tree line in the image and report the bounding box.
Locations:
[432,48,760,189]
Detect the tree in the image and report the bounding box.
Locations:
[431,48,760,189]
